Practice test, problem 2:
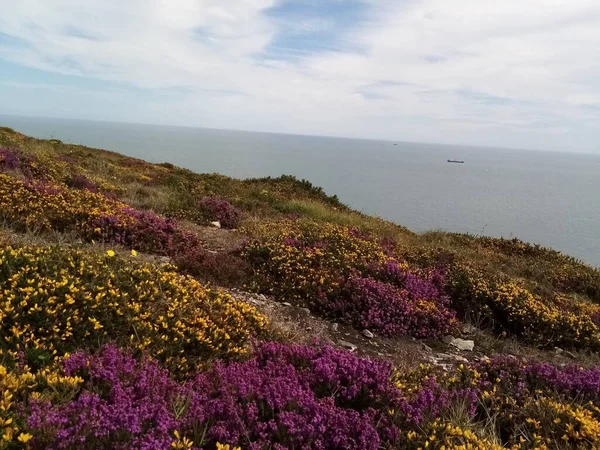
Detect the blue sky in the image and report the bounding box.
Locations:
[0,0,599,152]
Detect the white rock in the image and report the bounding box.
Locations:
[299,307,311,317]
[449,338,475,352]
[462,324,477,335]
[338,340,357,352]
[363,329,374,339]
[210,221,221,228]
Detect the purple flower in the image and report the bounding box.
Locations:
[0,147,20,171]
[198,197,241,229]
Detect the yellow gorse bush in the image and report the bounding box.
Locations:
[526,399,600,447]
[0,245,267,374]
[449,266,600,350]
[403,420,506,450]
[0,173,133,234]
[245,219,391,302]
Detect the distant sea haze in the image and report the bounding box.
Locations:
[2,114,599,267]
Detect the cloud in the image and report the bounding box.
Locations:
[0,0,599,151]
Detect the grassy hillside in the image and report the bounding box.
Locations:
[1,126,600,449]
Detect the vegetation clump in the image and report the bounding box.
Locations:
[198,196,242,229]
[0,245,266,374]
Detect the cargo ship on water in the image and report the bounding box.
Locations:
[447,159,464,163]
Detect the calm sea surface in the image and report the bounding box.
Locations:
[2,115,599,267]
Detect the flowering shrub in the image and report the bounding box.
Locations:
[392,357,600,449]
[0,359,83,448]
[20,343,398,450]
[245,220,389,301]
[172,247,250,286]
[0,147,20,171]
[4,343,600,449]
[198,197,242,229]
[448,266,600,350]
[88,208,189,255]
[66,173,98,192]
[319,272,456,338]
[0,245,266,374]
[246,221,455,338]
[0,172,134,233]
[0,172,251,284]
[0,172,186,255]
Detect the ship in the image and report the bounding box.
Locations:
[447,159,464,163]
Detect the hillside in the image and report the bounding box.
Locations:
[1,125,600,449]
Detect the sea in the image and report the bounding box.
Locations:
[1,114,599,267]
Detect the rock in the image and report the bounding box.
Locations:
[299,307,311,317]
[338,340,357,352]
[451,354,469,363]
[462,324,477,335]
[449,338,475,352]
[363,329,374,339]
[564,350,576,359]
[210,221,221,228]
[281,302,292,307]
[424,355,439,364]
[555,347,576,359]
[305,326,312,331]
[435,353,467,363]
[424,355,454,371]
[331,323,339,332]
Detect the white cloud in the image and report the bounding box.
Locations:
[0,0,599,151]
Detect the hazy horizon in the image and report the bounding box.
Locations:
[2,113,598,157]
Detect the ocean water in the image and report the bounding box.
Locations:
[2,114,599,267]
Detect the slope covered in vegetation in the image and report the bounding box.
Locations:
[1,126,600,449]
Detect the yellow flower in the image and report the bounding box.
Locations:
[131,249,138,257]
[18,433,33,443]
[216,444,241,450]
[106,249,116,257]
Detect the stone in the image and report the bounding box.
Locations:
[363,329,374,339]
[449,338,475,352]
[555,347,576,359]
[451,354,469,363]
[338,340,357,352]
[424,355,439,364]
[462,324,477,335]
[210,221,221,228]
[281,302,292,307]
[299,307,311,317]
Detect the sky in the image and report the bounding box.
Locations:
[0,0,599,152]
